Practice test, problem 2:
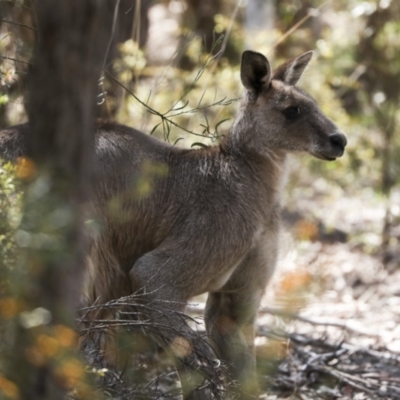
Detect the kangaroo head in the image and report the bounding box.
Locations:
[234,50,347,161]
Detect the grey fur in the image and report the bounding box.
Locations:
[0,51,346,399]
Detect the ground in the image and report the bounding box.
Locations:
[254,177,400,399]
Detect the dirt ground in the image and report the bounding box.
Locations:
[254,182,400,399]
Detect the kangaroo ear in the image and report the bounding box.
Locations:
[240,51,271,94]
[273,51,313,86]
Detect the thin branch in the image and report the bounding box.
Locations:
[104,70,221,140]
[210,0,243,73]
[259,306,377,337]
[0,55,32,66]
[311,364,376,395]
[102,0,120,70]
[0,0,33,10]
[0,19,36,31]
[167,96,238,118]
[1,33,11,41]
[189,304,378,337]
[269,2,330,52]
[166,35,224,114]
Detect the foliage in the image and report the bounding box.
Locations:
[0,160,21,398]
[114,33,240,146]
[0,161,20,295]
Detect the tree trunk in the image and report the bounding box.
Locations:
[7,1,114,398]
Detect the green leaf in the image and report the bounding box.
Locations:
[172,100,189,111]
[215,118,230,132]
[191,142,209,149]
[149,123,161,135]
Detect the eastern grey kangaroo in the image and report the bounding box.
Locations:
[0,50,347,399]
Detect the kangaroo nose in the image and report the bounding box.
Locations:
[329,132,347,149]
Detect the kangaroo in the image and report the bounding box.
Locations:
[0,50,346,399]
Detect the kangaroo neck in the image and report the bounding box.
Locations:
[221,115,288,187]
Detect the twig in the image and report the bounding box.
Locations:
[268,2,330,53]
[104,70,226,140]
[102,0,120,70]
[0,55,32,66]
[210,0,243,73]
[259,306,377,337]
[0,0,33,10]
[0,19,36,31]
[1,33,10,41]
[267,327,400,397]
[166,34,224,114]
[311,364,376,394]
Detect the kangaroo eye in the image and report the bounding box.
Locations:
[283,106,301,120]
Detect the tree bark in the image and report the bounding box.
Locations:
[8,1,114,398]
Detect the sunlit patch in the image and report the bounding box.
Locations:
[116,39,146,82]
[87,366,108,377]
[170,336,192,358]
[19,307,51,329]
[15,157,36,180]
